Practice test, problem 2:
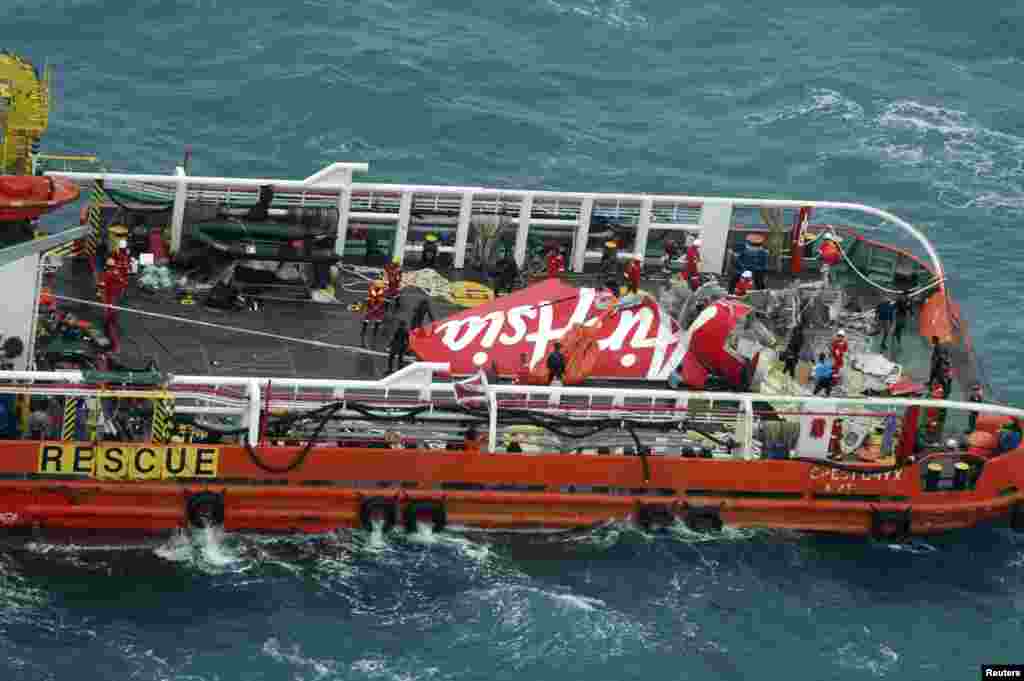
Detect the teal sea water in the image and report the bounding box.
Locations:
[3,0,1024,678]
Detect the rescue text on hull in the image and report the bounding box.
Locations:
[0,436,1022,539]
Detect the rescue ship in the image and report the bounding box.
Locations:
[0,140,1020,539]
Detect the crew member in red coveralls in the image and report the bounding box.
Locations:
[383,257,403,312]
[831,329,849,380]
[685,238,702,291]
[546,246,564,278]
[361,280,387,346]
[514,352,532,385]
[624,254,642,294]
[733,270,754,297]
[829,418,844,461]
[97,257,128,352]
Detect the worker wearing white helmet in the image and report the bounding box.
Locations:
[831,329,849,378]
[734,270,754,297]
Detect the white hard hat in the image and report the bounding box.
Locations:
[837,329,846,336]
[693,239,702,247]
[742,270,752,278]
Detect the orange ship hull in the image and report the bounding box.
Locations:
[0,440,1021,539]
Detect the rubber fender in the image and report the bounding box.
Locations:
[1011,503,1024,533]
[186,491,225,528]
[359,496,398,533]
[635,504,676,531]
[871,507,911,540]
[685,505,723,533]
[403,500,447,534]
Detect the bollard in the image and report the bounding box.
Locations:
[952,461,970,491]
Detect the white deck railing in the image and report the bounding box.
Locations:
[2,365,1019,455]
[46,161,945,284]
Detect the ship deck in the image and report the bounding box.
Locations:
[45,253,954,402]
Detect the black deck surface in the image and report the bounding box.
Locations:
[49,259,466,380]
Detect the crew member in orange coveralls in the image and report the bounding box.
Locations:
[624,254,642,294]
[361,280,387,346]
[546,247,564,278]
[831,329,849,379]
[685,238,702,291]
[384,257,403,312]
[733,270,754,296]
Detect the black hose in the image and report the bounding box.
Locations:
[243,402,348,474]
[244,403,434,474]
[626,424,651,482]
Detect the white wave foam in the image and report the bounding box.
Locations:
[406,523,493,562]
[852,99,1024,216]
[881,540,937,555]
[837,641,901,677]
[547,591,605,611]
[152,526,241,572]
[745,88,865,127]
[543,0,649,30]
[263,638,338,680]
[153,530,193,563]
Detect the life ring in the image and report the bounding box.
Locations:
[359,496,397,533]
[186,491,225,528]
[403,500,447,533]
[635,504,676,531]
[685,504,723,533]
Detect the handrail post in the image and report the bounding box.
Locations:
[572,197,594,272]
[741,397,754,460]
[487,389,498,453]
[169,165,188,255]
[333,178,352,259]
[246,379,262,446]
[393,191,413,265]
[635,197,653,263]
[515,193,533,268]
[454,192,473,269]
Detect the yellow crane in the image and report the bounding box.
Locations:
[0,52,50,175]
[0,51,103,176]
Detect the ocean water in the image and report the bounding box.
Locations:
[3,0,1024,678]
